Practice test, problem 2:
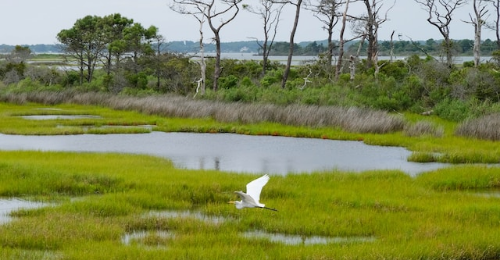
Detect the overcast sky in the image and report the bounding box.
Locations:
[0,0,497,46]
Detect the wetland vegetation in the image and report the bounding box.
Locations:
[0,102,500,259]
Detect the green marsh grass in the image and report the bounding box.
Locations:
[1,151,500,258]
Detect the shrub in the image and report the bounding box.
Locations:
[433,98,470,122]
[218,75,239,89]
[240,76,253,87]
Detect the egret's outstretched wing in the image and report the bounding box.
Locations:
[246,174,270,204]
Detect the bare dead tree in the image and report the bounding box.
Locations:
[415,0,468,67]
[488,0,500,49]
[336,0,364,80]
[358,0,395,69]
[305,0,343,71]
[170,0,242,91]
[272,0,304,89]
[196,8,207,97]
[463,0,490,67]
[389,30,395,62]
[244,1,285,76]
[336,0,350,80]
[170,3,207,95]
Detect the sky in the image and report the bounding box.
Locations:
[0,0,497,46]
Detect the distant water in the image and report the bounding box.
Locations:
[197,53,492,65]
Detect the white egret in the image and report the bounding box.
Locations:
[229,174,277,211]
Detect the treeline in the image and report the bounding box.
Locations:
[1,38,498,56]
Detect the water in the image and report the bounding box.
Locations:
[21,115,101,120]
[121,230,174,246]
[216,53,492,65]
[0,198,47,224]
[146,210,226,224]
[0,132,448,176]
[243,230,376,245]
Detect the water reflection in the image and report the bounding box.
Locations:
[0,198,47,224]
[243,231,376,245]
[21,115,102,120]
[470,189,500,198]
[121,230,173,247]
[146,210,226,224]
[0,132,449,175]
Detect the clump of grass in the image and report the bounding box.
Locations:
[404,121,444,137]
[456,113,500,141]
[416,165,500,190]
[407,152,440,163]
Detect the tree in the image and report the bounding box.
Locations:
[336,0,364,80]
[244,0,285,76]
[170,0,242,91]
[359,0,395,70]
[306,0,342,72]
[123,23,158,73]
[464,0,490,67]
[151,33,167,91]
[170,2,208,95]
[7,45,32,64]
[101,14,134,76]
[491,0,500,49]
[415,0,468,67]
[57,15,107,84]
[273,0,304,88]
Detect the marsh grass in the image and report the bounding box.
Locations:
[404,120,444,137]
[1,151,500,259]
[0,91,404,134]
[456,113,500,141]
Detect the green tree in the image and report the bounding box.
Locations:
[57,15,107,84]
[101,14,134,76]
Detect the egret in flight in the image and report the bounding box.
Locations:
[229,174,277,211]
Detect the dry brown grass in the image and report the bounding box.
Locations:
[0,91,405,134]
[456,113,500,141]
[404,121,444,137]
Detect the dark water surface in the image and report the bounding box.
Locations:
[0,132,448,175]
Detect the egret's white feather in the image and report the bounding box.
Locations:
[245,174,269,205]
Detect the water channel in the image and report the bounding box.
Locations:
[0,132,448,176]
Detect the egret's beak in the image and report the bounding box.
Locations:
[228,201,235,204]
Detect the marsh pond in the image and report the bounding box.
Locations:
[0,132,448,176]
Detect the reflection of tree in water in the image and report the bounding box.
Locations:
[197,157,220,171]
[214,157,220,171]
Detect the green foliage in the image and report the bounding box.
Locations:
[260,69,283,88]
[378,60,408,81]
[240,76,254,87]
[434,98,470,121]
[218,75,239,89]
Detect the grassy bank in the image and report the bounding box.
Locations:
[0,151,500,259]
